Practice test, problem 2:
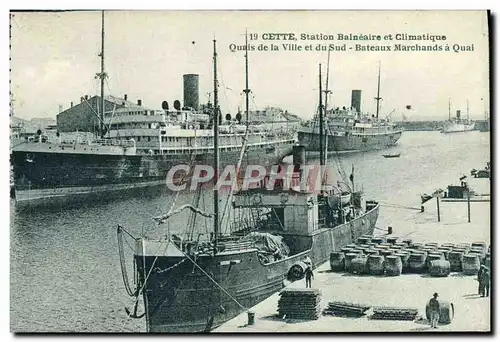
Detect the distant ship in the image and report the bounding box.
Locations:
[441,99,474,134]
[298,62,403,153]
[10,12,298,207]
[118,45,379,333]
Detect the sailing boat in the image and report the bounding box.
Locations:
[117,41,380,332]
[297,61,402,153]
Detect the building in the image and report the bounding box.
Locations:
[56,94,149,132]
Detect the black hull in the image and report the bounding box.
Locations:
[135,203,379,332]
[298,131,402,152]
[12,142,294,207]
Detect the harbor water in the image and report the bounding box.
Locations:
[10,131,490,332]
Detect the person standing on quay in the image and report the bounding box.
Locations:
[480,267,491,297]
[304,266,314,288]
[428,293,440,329]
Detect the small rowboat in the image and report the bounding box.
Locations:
[383,153,401,158]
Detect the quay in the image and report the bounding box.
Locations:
[214,199,490,332]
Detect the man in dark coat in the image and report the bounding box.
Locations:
[480,267,491,297]
[428,292,440,328]
[304,266,314,288]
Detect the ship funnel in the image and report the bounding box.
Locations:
[183,74,199,110]
[124,94,128,101]
[456,110,461,119]
[351,90,362,113]
[137,99,142,106]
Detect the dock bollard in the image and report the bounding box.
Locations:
[421,205,425,213]
[247,311,255,325]
[388,226,393,235]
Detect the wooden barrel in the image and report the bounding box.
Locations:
[409,253,427,273]
[386,236,399,244]
[379,243,393,248]
[437,249,451,260]
[410,243,424,250]
[340,247,352,254]
[425,242,439,248]
[346,244,358,249]
[447,251,464,272]
[395,252,410,273]
[357,237,371,245]
[429,260,451,277]
[426,254,444,268]
[402,238,413,246]
[462,254,481,275]
[426,301,454,324]
[287,261,307,280]
[376,245,390,250]
[440,243,455,249]
[422,246,437,253]
[344,253,359,273]
[471,241,487,251]
[379,249,394,257]
[350,257,367,274]
[394,242,407,249]
[469,247,486,258]
[351,249,365,256]
[330,252,345,272]
[367,255,385,275]
[371,237,386,244]
[366,249,380,255]
[365,242,377,248]
[457,242,471,249]
[384,255,403,276]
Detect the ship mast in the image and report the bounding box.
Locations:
[95,10,107,138]
[322,50,332,167]
[448,98,451,121]
[375,61,382,119]
[467,99,470,120]
[318,64,324,167]
[213,39,220,254]
[243,31,251,126]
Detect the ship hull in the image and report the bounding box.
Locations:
[298,130,402,153]
[135,203,379,333]
[12,142,294,207]
[441,123,475,134]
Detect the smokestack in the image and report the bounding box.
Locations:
[456,110,461,119]
[137,99,142,106]
[351,90,362,113]
[183,74,199,110]
[85,95,89,100]
[59,104,63,113]
[70,101,73,108]
[124,94,128,101]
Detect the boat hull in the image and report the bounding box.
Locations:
[134,202,379,332]
[441,123,475,133]
[297,130,402,153]
[11,141,294,207]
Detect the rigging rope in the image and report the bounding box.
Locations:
[154,204,214,224]
[117,225,139,297]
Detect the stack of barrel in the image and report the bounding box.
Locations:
[330,236,490,277]
[278,288,322,320]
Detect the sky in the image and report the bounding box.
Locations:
[10,10,490,121]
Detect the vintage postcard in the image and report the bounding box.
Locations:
[9,10,490,333]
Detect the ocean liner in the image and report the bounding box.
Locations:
[117,43,379,333]
[441,99,474,134]
[11,12,298,207]
[298,62,402,153]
